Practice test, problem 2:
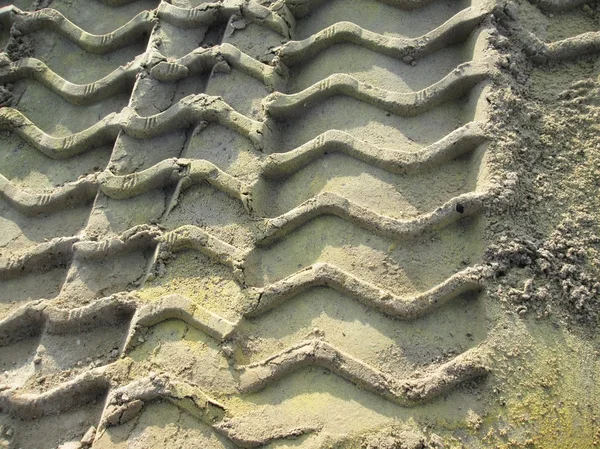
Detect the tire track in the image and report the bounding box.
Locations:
[502,0,600,63]
[0,122,487,215]
[0,0,501,446]
[277,8,491,65]
[0,55,144,105]
[0,290,489,411]
[11,7,156,54]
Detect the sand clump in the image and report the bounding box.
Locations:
[484,1,600,329]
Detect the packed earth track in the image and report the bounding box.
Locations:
[0,0,599,448]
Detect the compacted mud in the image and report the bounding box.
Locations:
[0,0,598,448]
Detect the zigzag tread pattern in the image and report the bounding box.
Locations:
[0,367,319,447]
[237,340,490,405]
[0,55,143,104]
[0,68,491,158]
[277,6,492,65]
[263,60,492,118]
[0,121,487,216]
[12,7,156,54]
[0,225,485,320]
[0,295,490,410]
[0,0,499,445]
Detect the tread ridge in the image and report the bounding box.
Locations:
[0,108,121,158]
[0,87,487,160]
[160,225,246,270]
[246,263,482,319]
[157,1,293,37]
[120,94,274,151]
[261,121,487,178]
[102,374,319,446]
[0,118,486,215]
[238,340,489,405]
[1,369,317,447]
[151,43,287,91]
[13,8,156,54]
[264,60,491,118]
[0,368,112,419]
[0,297,135,346]
[522,29,600,62]
[72,224,163,260]
[0,173,99,216]
[72,225,244,272]
[0,94,271,156]
[258,190,489,245]
[125,294,238,346]
[0,56,143,104]
[277,7,489,65]
[0,237,78,280]
[98,158,250,205]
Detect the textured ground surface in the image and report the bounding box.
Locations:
[0,0,598,447]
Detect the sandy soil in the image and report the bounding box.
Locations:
[0,0,599,448]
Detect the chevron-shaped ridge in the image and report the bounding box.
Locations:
[0,236,78,280]
[0,173,98,216]
[261,121,487,177]
[237,340,489,405]
[0,65,488,161]
[0,94,271,155]
[0,296,135,347]
[522,29,600,63]
[0,300,489,413]
[258,190,490,245]
[0,107,121,158]
[98,158,250,202]
[12,8,156,54]
[245,263,482,319]
[1,119,486,216]
[150,43,286,90]
[264,60,492,119]
[277,7,490,65]
[0,55,143,104]
[0,367,318,447]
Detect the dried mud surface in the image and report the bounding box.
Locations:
[0,0,599,448]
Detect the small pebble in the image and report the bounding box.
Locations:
[231,19,246,30]
[81,426,96,446]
